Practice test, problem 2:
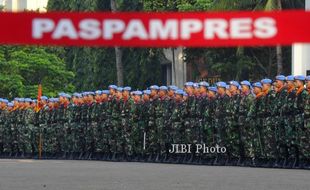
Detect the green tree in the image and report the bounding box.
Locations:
[0,46,74,99]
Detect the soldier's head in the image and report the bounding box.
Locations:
[108,85,117,96]
[168,86,177,97]
[159,86,168,97]
[101,90,110,102]
[225,85,231,97]
[132,91,142,103]
[24,98,32,108]
[216,82,226,96]
[182,92,188,101]
[294,75,305,88]
[184,82,194,96]
[47,98,54,109]
[150,85,159,98]
[143,90,151,102]
[0,99,8,110]
[40,96,48,105]
[116,87,123,100]
[95,90,102,102]
[261,79,272,92]
[199,81,209,97]
[240,81,251,95]
[72,93,81,105]
[275,75,285,90]
[306,76,310,89]
[87,92,95,103]
[175,90,183,102]
[7,102,14,111]
[207,87,217,99]
[285,75,295,90]
[252,82,262,95]
[229,81,239,96]
[123,87,131,98]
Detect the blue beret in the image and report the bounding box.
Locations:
[184,82,194,86]
[133,91,143,95]
[58,92,66,97]
[159,86,168,91]
[253,82,262,88]
[294,75,305,81]
[143,90,151,95]
[183,92,188,96]
[306,76,310,81]
[199,81,209,87]
[193,83,199,88]
[124,86,131,91]
[19,98,25,102]
[108,85,118,89]
[102,90,110,95]
[168,85,178,91]
[241,80,251,87]
[2,99,9,104]
[216,81,227,88]
[14,98,20,101]
[286,75,294,81]
[8,102,14,107]
[150,85,159,90]
[0,98,3,102]
[72,93,81,97]
[175,89,184,95]
[64,94,71,98]
[229,81,240,87]
[25,98,32,102]
[88,92,95,95]
[275,75,286,81]
[116,87,123,92]
[261,78,272,84]
[95,90,102,95]
[41,96,48,100]
[208,87,217,92]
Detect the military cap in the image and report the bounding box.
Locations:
[58,92,66,97]
[13,98,20,101]
[150,85,159,90]
[159,86,168,91]
[2,99,9,104]
[168,85,178,91]
[41,96,48,100]
[8,102,14,107]
[184,82,194,86]
[294,75,305,81]
[229,81,239,87]
[253,82,262,88]
[64,94,71,98]
[25,98,32,102]
[216,81,227,88]
[226,84,230,89]
[0,98,3,102]
[102,90,110,95]
[143,90,151,95]
[72,93,80,97]
[82,92,88,96]
[117,87,123,92]
[193,83,199,88]
[208,87,217,92]
[108,85,117,89]
[95,90,102,95]
[241,80,251,87]
[19,98,25,102]
[261,78,272,84]
[306,76,310,81]
[123,86,131,91]
[132,91,143,95]
[275,75,286,81]
[175,89,184,95]
[199,81,210,87]
[286,75,294,81]
[88,92,95,95]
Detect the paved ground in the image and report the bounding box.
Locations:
[0,159,309,190]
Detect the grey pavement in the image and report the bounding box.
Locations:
[0,159,309,190]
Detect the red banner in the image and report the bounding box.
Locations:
[0,11,310,47]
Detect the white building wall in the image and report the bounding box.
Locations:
[3,0,47,12]
[292,0,310,76]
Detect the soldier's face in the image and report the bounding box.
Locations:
[217,87,225,95]
[95,95,101,101]
[134,95,141,103]
[199,87,207,94]
[286,81,294,89]
[208,91,216,98]
[101,94,108,101]
[168,90,174,97]
[185,86,193,94]
[262,84,270,91]
[151,90,157,97]
[159,90,166,97]
[109,89,116,95]
[276,80,284,88]
[294,80,304,88]
[175,94,182,101]
[306,81,310,89]
[123,91,129,97]
[253,87,262,95]
[143,95,150,102]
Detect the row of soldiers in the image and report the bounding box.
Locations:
[0,75,309,168]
